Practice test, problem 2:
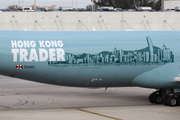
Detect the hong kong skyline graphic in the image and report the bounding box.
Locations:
[48,36,174,65]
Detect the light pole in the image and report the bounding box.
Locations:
[34,0,36,12]
[72,1,73,9]
[92,0,94,11]
[76,1,77,10]
[161,0,164,11]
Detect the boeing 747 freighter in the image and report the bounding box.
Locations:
[0,30,180,106]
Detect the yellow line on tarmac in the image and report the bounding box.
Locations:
[0,105,22,110]
[64,107,122,120]
[63,107,86,109]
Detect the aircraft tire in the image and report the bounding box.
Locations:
[162,95,169,106]
[149,92,155,103]
[152,94,162,104]
[167,96,177,107]
[177,97,180,106]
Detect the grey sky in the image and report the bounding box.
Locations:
[0,0,92,8]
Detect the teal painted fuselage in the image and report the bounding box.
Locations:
[0,30,180,89]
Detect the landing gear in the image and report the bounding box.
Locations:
[162,94,179,107]
[149,89,180,107]
[178,97,180,105]
[162,95,169,105]
[148,90,162,104]
[167,96,178,106]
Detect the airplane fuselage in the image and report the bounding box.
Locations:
[0,30,179,89]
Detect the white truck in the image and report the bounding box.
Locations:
[137,7,152,12]
[174,6,180,11]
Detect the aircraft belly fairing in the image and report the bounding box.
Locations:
[132,63,180,88]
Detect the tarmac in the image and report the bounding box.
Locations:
[0,75,179,120]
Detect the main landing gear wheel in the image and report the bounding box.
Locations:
[150,89,180,106]
[177,97,180,106]
[149,92,155,103]
[148,90,162,104]
[167,96,178,107]
[162,95,169,106]
[162,94,179,106]
[153,94,162,104]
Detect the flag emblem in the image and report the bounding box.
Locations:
[16,65,23,69]
[16,65,19,69]
[20,65,23,69]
